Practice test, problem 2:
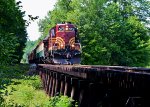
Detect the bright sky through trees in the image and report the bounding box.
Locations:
[16,0,57,41]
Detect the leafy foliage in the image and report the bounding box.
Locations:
[38,0,150,67]
[3,78,49,107]
[0,0,27,65]
[0,64,75,107]
[48,95,74,107]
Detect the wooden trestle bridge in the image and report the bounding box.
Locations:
[37,64,150,107]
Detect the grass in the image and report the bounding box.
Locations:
[3,76,50,107]
[0,64,74,107]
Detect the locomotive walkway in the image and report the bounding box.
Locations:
[37,64,150,107]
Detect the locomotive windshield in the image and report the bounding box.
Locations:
[68,28,75,31]
[58,26,64,31]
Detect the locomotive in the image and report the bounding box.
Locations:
[28,22,81,64]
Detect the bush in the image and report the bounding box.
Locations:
[0,64,77,107]
[48,95,74,107]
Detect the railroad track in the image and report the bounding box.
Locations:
[37,64,150,107]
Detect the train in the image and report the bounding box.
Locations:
[28,22,81,65]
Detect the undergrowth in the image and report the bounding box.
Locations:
[0,64,75,107]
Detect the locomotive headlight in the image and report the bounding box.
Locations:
[66,26,68,30]
[71,44,75,47]
[66,28,68,30]
[61,44,63,47]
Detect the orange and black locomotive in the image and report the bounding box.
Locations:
[28,22,81,64]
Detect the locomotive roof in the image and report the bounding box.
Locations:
[56,23,74,26]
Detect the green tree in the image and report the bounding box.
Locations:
[0,0,27,64]
[38,0,150,67]
[98,2,150,66]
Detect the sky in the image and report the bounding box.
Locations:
[16,0,57,41]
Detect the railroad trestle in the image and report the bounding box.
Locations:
[37,64,150,107]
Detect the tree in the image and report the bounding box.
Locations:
[0,0,27,64]
[38,0,150,67]
[97,2,150,66]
